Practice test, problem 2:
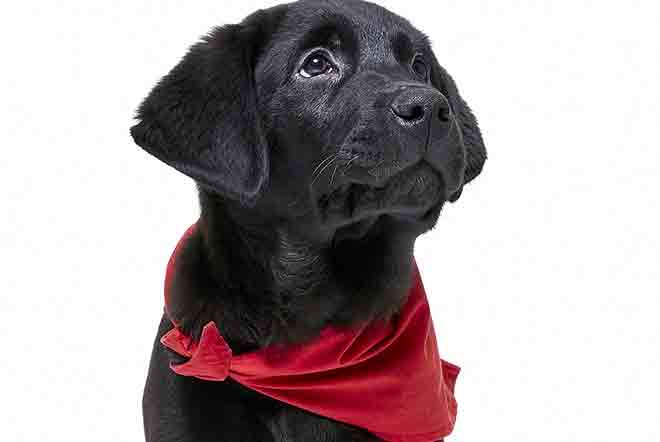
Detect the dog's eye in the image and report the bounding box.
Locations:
[300,52,334,78]
[411,56,429,80]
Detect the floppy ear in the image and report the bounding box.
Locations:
[429,53,487,187]
[130,7,286,205]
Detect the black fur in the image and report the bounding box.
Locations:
[132,1,486,441]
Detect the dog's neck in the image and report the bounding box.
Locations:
[167,189,415,353]
[174,190,337,352]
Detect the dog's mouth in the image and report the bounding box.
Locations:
[316,162,444,232]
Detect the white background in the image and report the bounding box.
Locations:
[1,1,659,441]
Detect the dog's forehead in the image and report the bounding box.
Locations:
[278,0,427,61]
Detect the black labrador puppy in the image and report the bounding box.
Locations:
[131,0,486,441]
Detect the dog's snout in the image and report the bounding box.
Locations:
[390,88,451,128]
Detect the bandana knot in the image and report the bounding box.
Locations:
[161,322,232,381]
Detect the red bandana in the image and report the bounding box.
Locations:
[161,224,460,442]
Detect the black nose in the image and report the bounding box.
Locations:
[390,87,451,127]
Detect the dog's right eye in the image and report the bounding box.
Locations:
[299,52,334,78]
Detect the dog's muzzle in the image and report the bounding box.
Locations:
[390,85,466,198]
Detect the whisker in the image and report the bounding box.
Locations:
[330,164,340,187]
[312,156,339,185]
[312,153,339,177]
[342,154,361,175]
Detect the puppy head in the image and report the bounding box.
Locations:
[131,0,486,241]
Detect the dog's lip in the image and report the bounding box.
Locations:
[316,162,444,229]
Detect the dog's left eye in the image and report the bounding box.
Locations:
[299,52,334,78]
[411,56,429,80]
